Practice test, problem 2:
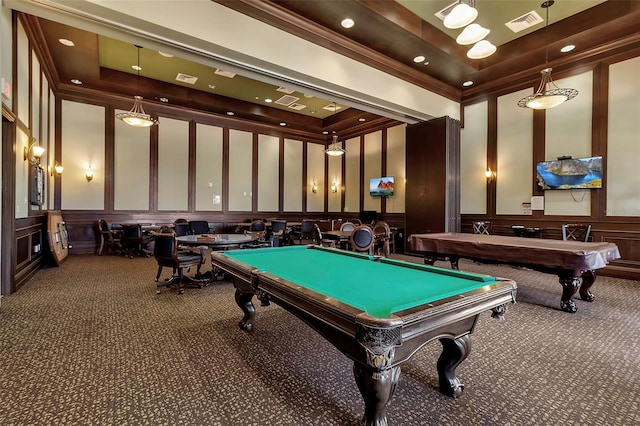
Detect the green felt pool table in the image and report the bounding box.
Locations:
[211,245,517,426]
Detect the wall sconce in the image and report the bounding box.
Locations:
[331,182,338,193]
[24,140,45,165]
[312,181,318,193]
[485,168,496,183]
[85,167,94,182]
[51,162,64,176]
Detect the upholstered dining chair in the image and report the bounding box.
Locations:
[372,221,392,257]
[340,221,356,232]
[153,233,204,294]
[189,220,210,235]
[97,219,122,255]
[313,224,336,248]
[349,225,375,255]
[562,223,592,242]
[291,219,315,245]
[270,219,289,246]
[121,224,154,258]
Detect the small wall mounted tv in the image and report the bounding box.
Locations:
[536,156,603,190]
[369,176,394,197]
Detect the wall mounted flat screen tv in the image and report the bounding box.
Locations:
[370,176,394,197]
[536,156,603,190]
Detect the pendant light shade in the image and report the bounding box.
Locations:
[518,1,578,109]
[444,1,478,29]
[324,135,346,157]
[116,45,159,127]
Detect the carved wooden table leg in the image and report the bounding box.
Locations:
[353,363,401,426]
[579,270,596,302]
[234,288,255,331]
[437,335,470,398]
[558,272,581,313]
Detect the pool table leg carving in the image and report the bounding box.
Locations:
[234,289,255,331]
[437,335,470,398]
[353,363,401,426]
[423,253,459,270]
[579,270,596,302]
[558,272,583,313]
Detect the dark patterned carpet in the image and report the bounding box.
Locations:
[0,253,639,425]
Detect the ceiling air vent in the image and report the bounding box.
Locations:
[277,87,295,94]
[275,95,299,106]
[214,69,236,78]
[288,103,306,111]
[505,10,543,33]
[435,1,460,20]
[175,73,198,84]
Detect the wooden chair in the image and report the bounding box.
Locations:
[313,224,336,248]
[121,224,154,258]
[291,219,315,245]
[153,233,205,294]
[340,221,356,232]
[189,220,210,235]
[562,224,592,242]
[97,219,122,255]
[372,221,391,257]
[270,220,289,246]
[472,221,491,235]
[349,225,375,255]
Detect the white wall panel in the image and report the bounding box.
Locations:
[344,137,360,213]
[327,151,342,213]
[195,124,223,211]
[16,22,28,125]
[460,101,488,214]
[31,53,40,143]
[228,129,253,211]
[496,89,534,215]
[47,89,55,210]
[386,124,406,213]
[307,143,324,212]
[158,117,189,211]
[363,131,382,212]
[15,128,29,218]
[257,134,279,212]
[61,100,105,210]
[607,57,640,216]
[283,138,303,212]
[114,111,150,210]
[544,71,593,216]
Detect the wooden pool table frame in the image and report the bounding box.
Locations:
[211,246,516,426]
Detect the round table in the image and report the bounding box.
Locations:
[176,233,256,249]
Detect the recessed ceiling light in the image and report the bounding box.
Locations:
[322,131,329,135]
[341,18,355,29]
[159,97,169,103]
[358,118,366,122]
[58,38,74,47]
[132,65,142,71]
[561,44,576,53]
[265,98,273,103]
[70,79,82,85]
[279,122,287,126]
[423,61,430,66]
[158,51,174,58]
[208,84,216,90]
[226,111,235,116]
[413,55,426,63]
[463,80,474,87]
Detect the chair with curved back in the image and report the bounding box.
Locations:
[270,219,289,246]
[121,224,154,258]
[249,220,266,232]
[562,223,592,242]
[291,219,315,245]
[189,220,210,235]
[153,232,205,294]
[340,221,356,232]
[313,223,336,248]
[372,221,391,257]
[97,219,122,255]
[349,225,375,255]
[173,219,190,237]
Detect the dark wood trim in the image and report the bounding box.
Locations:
[278,136,284,213]
[252,132,259,213]
[188,120,197,211]
[380,128,387,215]
[222,126,229,214]
[302,141,308,214]
[486,98,497,218]
[2,114,17,295]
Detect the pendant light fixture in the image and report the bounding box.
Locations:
[323,102,346,156]
[517,1,578,110]
[116,45,159,127]
[444,0,478,29]
[324,134,346,157]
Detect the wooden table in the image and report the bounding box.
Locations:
[408,232,620,313]
[211,245,516,426]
